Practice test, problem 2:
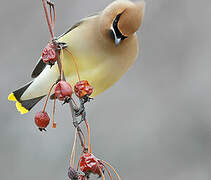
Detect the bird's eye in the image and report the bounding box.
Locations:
[109,13,127,46]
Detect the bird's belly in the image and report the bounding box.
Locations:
[59,25,138,97]
[63,52,122,97]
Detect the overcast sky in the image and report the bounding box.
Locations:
[1,0,211,180]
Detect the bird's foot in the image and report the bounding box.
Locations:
[57,42,68,50]
[51,38,67,50]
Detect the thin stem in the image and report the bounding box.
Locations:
[52,3,55,29]
[42,83,56,112]
[100,160,121,180]
[97,165,105,180]
[49,2,55,30]
[71,98,78,108]
[85,119,92,153]
[101,162,114,180]
[42,0,55,39]
[80,128,86,151]
[49,5,53,28]
[60,46,64,80]
[56,50,63,80]
[70,129,77,167]
[72,138,77,167]
[52,95,56,128]
[77,128,85,149]
[65,48,81,81]
[77,157,81,171]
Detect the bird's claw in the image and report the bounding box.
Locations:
[52,38,67,50]
[57,42,68,50]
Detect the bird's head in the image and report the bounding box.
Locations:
[99,0,145,46]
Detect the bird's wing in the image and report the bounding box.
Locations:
[31,19,87,78]
[31,11,100,78]
[31,59,47,78]
[31,12,100,78]
[58,12,99,39]
[58,21,84,39]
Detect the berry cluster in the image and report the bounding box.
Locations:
[79,153,104,176]
[34,79,93,131]
[68,151,121,180]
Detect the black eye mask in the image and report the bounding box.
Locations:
[113,14,127,40]
[109,13,128,45]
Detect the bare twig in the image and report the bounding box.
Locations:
[42,0,55,39]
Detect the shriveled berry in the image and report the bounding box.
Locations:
[80,153,103,176]
[34,111,50,131]
[55,80,73,101]
[74,80,93,98]
[41,43,58,65]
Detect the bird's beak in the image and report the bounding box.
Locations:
[115,37,122,46]
[110,27,122,46]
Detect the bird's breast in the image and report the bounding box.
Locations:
[59,21,138,96]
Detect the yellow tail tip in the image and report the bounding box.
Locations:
[8,93,29,114]
[8,93,17,101]
[16,101,29,114]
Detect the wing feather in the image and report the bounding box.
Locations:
[31,13,99,78]
[31,20,84,78]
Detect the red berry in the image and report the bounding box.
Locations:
[41,43,58,65]
[55,80,73,101]
[34,111,50,131]
[80,153,103,176]
[74,80,93,98]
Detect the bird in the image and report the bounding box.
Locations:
[8,0,145,114]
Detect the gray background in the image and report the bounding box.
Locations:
[1,0,211,179]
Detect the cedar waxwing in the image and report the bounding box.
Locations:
[8,0,145,114]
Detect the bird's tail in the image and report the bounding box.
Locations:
[8,82,45,114]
